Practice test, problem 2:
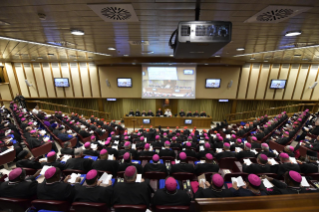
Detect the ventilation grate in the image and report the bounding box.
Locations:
[15,63,21,67]
[195,25,206,36]
[292,64,300,69]
[61,63,68,67]
[245,5,312,23]
[282,64,290,68]
[181,25,190,36]
[263,64,270,68]
[88,4,139,22]
[24,63,30,67]
[33,63,40,67]
[273,64,280,68]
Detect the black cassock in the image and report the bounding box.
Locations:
[274,163,301,177]
[242,163,272,174]
[143,163,167,174]
[267,179,313,195]
[118,162,143,174]
[236,150,256,160]
[195,187,234,198]
[159,149,176,158]
[16,159,42,170]
[65,158,93,172]
[37,181,75,201]
[61,147,74,155]
[74,184,113,205]
[170,163,195,174]
[194,163,219,175]
[229,187,267,196]
[152,189,190,206]
[91,159,119,176]
[299,162,319,174]
[42,161,66,171]
[112,180,154,206]
[0,178,37,198]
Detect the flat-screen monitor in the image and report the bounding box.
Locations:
[270,80,286,89]
[184,69,194,75]
[142,66,196,99]
[143,119,150,124]
[185,119,192,125]
[54,78,69,87]
[106,98,117,101]
[219,99,229,102]
[205,79,221,88]
[117,78,132,88]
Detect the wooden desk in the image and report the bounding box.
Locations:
[123,116,212,128]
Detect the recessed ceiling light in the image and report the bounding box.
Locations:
[205,63,208,65]
[123,55,129,57]
[285,31,302,37]
[132,62,136,65]
[70,30,85,35]
[294,54,302,57]
[37,57,43,59]
[215,55,220,57]
[236,48,245,51]
[169,54,174,57]
[108,47,116,51]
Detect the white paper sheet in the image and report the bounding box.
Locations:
[211,134,216,138]
[226,134,231,139]
[199,178,206,188]
[230,141,234,145]
[200,160,205,164]
[112,146,118,150]
[131,144,136,150]
[61,155,72,162]
[91,143,98,150]
[68,173,81,183]
[272,150,279,156]
[108,154,114,160]
[114,140,119,145]
[262,179,273,188]
[290,157,297,164]
[268,158,278,165]
[175,159,180,164]
[40,165,53,175]
[243,158,252,165]
[144,138,147,143]
[99,172,113,184]
[149,146,153,151]
[235,147,242,153]
[0,148,14,155]
[231,176,245,187]
[135,174,142,183]
[250,149,258,154]
[199,140,205,144]
[39,158,47,162]
[301,177,310,187]
[199,146,205,151]
[216,148,223,153]
[98,140,104,146]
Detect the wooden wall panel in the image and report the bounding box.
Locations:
[293,64,309,100]
[23,63,38,98]
[302,65,318,100]
[42,63,56,98]
[51,63,64,97]
[283,64,299,100]
[4,62,19,96]
[246,63,260,99]
[274,64,289,100]
[70,63,82,97]
[311,65,319,100]
[264,64,280,99]
[14,63,30,97]
[0,84,12,106]
[60,63,73,98]
[33,63,47,97]
[255,64,270,99]
[237,64,250,99]
[79,63,91,97]
[89,63,100,97]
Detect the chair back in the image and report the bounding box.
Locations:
[113,204,147,212]
[186,156,197,162]
[218,157,237,169]
[172,172,195,181]
[0,197,32,212]
[31,199,70,211]
[160,156,175,161]
[306,173,319,181]
[155,205,189,212]
[117,171,125,178]
[256,173,278,179]
[63,169,86,175]
[143,172,167,180]
[72,202,109,212]
[22,167,37,175]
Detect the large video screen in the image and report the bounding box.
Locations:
[54,78,70,87]
[270,80,286,89]
[142,66,196,99]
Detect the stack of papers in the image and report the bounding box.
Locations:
[175,159,180,164]
[68,173,81,183]
[290,157,297,164]
[199,146,205,151]
[40,165,53,175]
[243,158,252,165]
[112,146,118,150]
[262,179,274,188]
[61,155,72,162]
[135,174,142,182]
[301,176,310,187]
[99,172,113,184]
[131,144,136,150]
[114,140,119,145]
[91,143,98,150]
[226,134,231,139]
[231,176,245,187]
[199,140,205,144]
[108,154,114,160]
[268,158,278,165]
[216,148,223,153]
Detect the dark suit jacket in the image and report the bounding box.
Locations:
[16,159,42,170]
[159,149,176,158]
[61,148,74,155]
[118,162,143,174]
[215,151,236,161]
[299,162,318,174]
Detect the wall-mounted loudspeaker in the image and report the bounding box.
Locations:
[25,79,33,87]
[309,82,318,89]
[106,79,111,87]
[227,80,233,88]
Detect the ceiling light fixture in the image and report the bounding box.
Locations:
[215,55,220,57]
[108,47,116,50]
[236,48,245,51]
[123,54,129,57]
[169,54,174,57]
[70,30,85,35]
[0,35,112,57]
[285,31,302,37]
[31,59,35,61]
[205,63,208,65]
[264,60,268,62]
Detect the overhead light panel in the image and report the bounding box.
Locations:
[123,54,129,57]
[215,55,220,57]
[0,35,112,57]
[236,48,245,51]
[70,30,85,35]
[108,47,116,50]
[169,54,174,57]
[285,31,302,37]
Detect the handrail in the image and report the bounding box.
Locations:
[226,103,318,123]
[25,100,110,120]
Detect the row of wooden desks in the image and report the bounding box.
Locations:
[123,116,212,128]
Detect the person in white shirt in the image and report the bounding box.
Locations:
[164,109,172,117]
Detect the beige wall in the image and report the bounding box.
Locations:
[1,62,319,101]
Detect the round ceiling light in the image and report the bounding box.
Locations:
[236,47,245,51]
[70,30,85,35]
[285,31,302,37]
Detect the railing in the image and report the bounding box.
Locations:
[0,99,12,106]
[226,103,318,123]
[25,100,110,120]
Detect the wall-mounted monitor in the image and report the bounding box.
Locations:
[117,78,132,88]
[54,78,70,87]
[106,98,117,101]
[270,80,286,89]
[185,119,192,125]
[219,99,229,102]
[205,79,221,88]
[184,69,194,75]
[143,119,150,124]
